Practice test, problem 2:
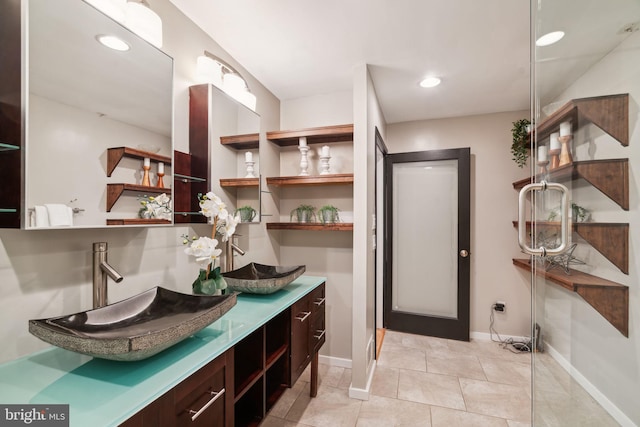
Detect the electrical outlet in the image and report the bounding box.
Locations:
[494,301,506,313]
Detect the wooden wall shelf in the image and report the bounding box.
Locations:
[220,133,259,150]
[220,178,260,188]
[512,159,629,210]
[266,174,353,187]
[267,124,353,147]
[513,221,629,274]
[106,184,168,212]
[107,147,171,177]
[106,218,171,226]
[533,94,628,146]
[512,258,628,337]
[267,222,353,231]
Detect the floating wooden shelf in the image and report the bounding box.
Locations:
[512,258,628,337]
[107,147,171,177]
[266,174,353,187]
[220,177,260,188]
[220,133,260,149]
[106,184,169,212]
[106,218,171,226]
[513,221,629,274]
[267,222,353,231]
[533,94,628,146]
[267,124,353,147]
[512,159,629,210]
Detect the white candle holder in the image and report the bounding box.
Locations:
[245,160,256,178]
[319,155,331,175]
[298,146,310,176]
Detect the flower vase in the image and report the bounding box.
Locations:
[192,265,227,295]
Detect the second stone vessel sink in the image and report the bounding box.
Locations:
[28,287,237,361]
[223,263,305,294]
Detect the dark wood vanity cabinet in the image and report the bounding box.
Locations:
[120,349,234,427]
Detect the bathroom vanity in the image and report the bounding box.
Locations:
[0,276,326,427]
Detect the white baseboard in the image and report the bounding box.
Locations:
[319,355,352,369]
[470,331,530,342]
[545,342,636,427]
[348,359,376,401]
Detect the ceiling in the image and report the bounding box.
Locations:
[168,0,639,125]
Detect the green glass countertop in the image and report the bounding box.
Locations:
[0,275,326,426]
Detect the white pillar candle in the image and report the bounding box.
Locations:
[157,162,164,174]
[550,132,561,150]
[299,136,307,147]
[538,145,548,162]
[245,151,253,162]
[321,145,330,157]
[143,157,150,167]
[559,121,572,137]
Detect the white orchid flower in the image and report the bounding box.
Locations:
[184,236,222,268]
[219,214,239,242]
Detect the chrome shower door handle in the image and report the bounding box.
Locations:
[518,181,570,256]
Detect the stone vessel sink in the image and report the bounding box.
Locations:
[28,287,237,361]
[222,263,305,294]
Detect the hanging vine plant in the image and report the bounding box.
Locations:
[511,118,532,168]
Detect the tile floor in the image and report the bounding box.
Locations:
[261,330,617,427]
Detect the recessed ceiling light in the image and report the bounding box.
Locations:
[536,31,565,47]
[95,34,130,51]
[419,77,441,88]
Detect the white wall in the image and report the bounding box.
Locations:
[0,0,280,364]
[386,110,532,337]
[535,32,640,425]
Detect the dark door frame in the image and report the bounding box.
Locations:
[383,147,471,341]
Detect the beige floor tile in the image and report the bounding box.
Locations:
[427,349,486,381]
[260,415,314,427]
[506,420,531,427]
[459,377,531,422]
[431,406,509,427]
[479,357,530,386]
[381,330,405,346]
[377,343,427,372]
[285,383,362,427]
[356,395,432,427]
[269,379,307,419]
[337,368,352,390]
[397,369,466,410]
[370,365,399,399]
[447,339,531,364]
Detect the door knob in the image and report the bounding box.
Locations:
[460,250,469,258]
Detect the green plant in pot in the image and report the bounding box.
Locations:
[511,118,532,168]
[318,205,340,224]
[235,205,257,223]
[290,204,316,223]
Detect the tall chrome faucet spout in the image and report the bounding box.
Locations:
[92,242,123,309]
[224,236,245,272]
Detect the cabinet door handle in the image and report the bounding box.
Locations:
[188,387,225,421]
[313,298,326,306]
[295,311,311,322]
[313,329,326,340]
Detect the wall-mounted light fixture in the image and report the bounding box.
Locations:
[196,51,257,111]
[85,0,163,48]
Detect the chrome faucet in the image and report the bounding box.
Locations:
[92,242,123,309]
[224,235,245,272]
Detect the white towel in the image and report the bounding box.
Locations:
[45,204,73,227]
[34,205,50,228]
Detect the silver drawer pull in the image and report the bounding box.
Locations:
[313,330,326,340]
[313,298,326,306]
[188,388,225,421]
[295,311,311,322]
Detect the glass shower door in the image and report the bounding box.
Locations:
[529,0,639,425]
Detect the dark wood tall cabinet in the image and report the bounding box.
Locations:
[0,0,23,228]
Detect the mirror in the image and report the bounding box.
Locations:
[25,0,173,228]
[208,85,261,223]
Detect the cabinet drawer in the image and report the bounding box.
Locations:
[309,283,326,315]
[175,352,228,426]
[311,311,326,352]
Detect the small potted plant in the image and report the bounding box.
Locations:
[318,205,340,224]
[511,118,532,168]
[290,204,316,223]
